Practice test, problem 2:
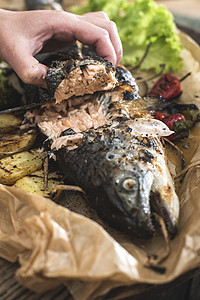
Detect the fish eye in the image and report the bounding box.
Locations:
[122,178,137,191]
[107,153,115,160]
[106,151,118,161]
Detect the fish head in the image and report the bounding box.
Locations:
[95,162,155,238]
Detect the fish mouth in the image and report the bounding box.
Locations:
[150,192,178,239]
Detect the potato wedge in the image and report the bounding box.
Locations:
[0,150,46,185]
[0,131,36,159]
[14,170,63,198]
[0,114,22,133]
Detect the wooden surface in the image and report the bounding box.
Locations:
[0,258,73,300]
[1,256,200,299]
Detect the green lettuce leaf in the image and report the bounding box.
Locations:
[72,0,183,72]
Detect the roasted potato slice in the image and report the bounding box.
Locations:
[14,170,63,198]
[0,131,36,159]
[0,150,46,185]
[0,114,22,133]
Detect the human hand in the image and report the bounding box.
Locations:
[0,9,122,87]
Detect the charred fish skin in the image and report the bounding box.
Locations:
[45,57,117,103]
[57,121,179,239]
[36,44,82,68]
[115,65,138,89]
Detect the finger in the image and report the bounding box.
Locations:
[80,15,123,66]
[4,45,48,87]
[52,16,118,67]
[75,20,117,67]
[18,57,48,87]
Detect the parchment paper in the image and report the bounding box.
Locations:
[0,32,200,300]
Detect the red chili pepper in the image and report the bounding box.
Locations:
[149,74,182,100]
[153,111,168,121]
[164,113,186,131]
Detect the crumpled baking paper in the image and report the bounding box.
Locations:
[0,32,200,300]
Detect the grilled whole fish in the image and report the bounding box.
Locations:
[24,50,179,239]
